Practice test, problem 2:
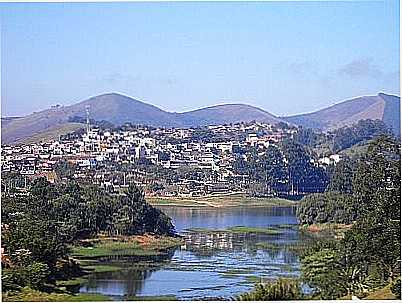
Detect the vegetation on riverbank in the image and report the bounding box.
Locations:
[148,193,296,208]
[1,180,178,300]
[71,235,183,258]
[299,223,353,239]
[238,136,400,301]
[297,136,401,299]
[237,278,303,300]
[54,234,183,293]
[2,287,112,302]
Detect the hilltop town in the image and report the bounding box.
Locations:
[1,120,343,198]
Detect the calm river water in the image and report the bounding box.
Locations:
[79,206,310,300]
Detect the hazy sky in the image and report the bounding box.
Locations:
[1,1,400,117]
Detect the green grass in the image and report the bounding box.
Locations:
[83,264,123,273]
[56,277,88,287]
[227,226,282,235]
[71,236,183,258]
[2,287,111,302]
[71,241,150,258]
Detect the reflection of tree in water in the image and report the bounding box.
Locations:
[182,231,301,263]
[83,248,176,297]
[159,206,297,233]
[160,206,297,222]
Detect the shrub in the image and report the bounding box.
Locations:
[237,278,303,300]
[25,262,50,290]
[1,262,50,292]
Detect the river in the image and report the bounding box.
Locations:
[78,205,310,300]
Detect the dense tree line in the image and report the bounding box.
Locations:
[293,127,328,147]
[331,119,391,152]
[291,119,392,157]
[296,192,357,225]
[299,135,401,299]
[1,180,175,292]
[233,141,328,197]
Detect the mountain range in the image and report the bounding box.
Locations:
[1,92,400,144]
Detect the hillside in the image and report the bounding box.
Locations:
[282,93,400,136]
[174,104,281,127]
[12,123,85,145]
[2,92,400,144]
[1,93,283,144]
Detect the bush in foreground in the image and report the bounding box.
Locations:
[237,278,303,300]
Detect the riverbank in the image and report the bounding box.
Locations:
[148,193,297,208]
[2,235,184,302]
[2,287,112,302]
[71,234,184,258]
[60,234,183,287]
[299,223,353,239]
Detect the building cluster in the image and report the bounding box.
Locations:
[1,121,340,197]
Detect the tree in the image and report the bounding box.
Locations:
[110,184,175,236]
[281,140,328,195]
[54,159,76,180]
[296,192,357,225]
[326,157,357,194]
[302,248,345,299]
[300,135,401,298]
[260,145,287,195]
[331,119,391,152]
[3,217,68,269]
[347,136,400,281]
[2,179,176,292]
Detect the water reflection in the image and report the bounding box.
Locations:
[79,206,306,300]
[159,206,298,233]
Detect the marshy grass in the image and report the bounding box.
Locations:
[71,236,183,258]
[2,287,112,302]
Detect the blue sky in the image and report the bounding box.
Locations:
[1,1,400,117]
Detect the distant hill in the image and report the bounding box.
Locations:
[174,104,281,127]
[1,93,283,144]
[1,116,22,127]
[282,93,400,136]
[2,92,399,144]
